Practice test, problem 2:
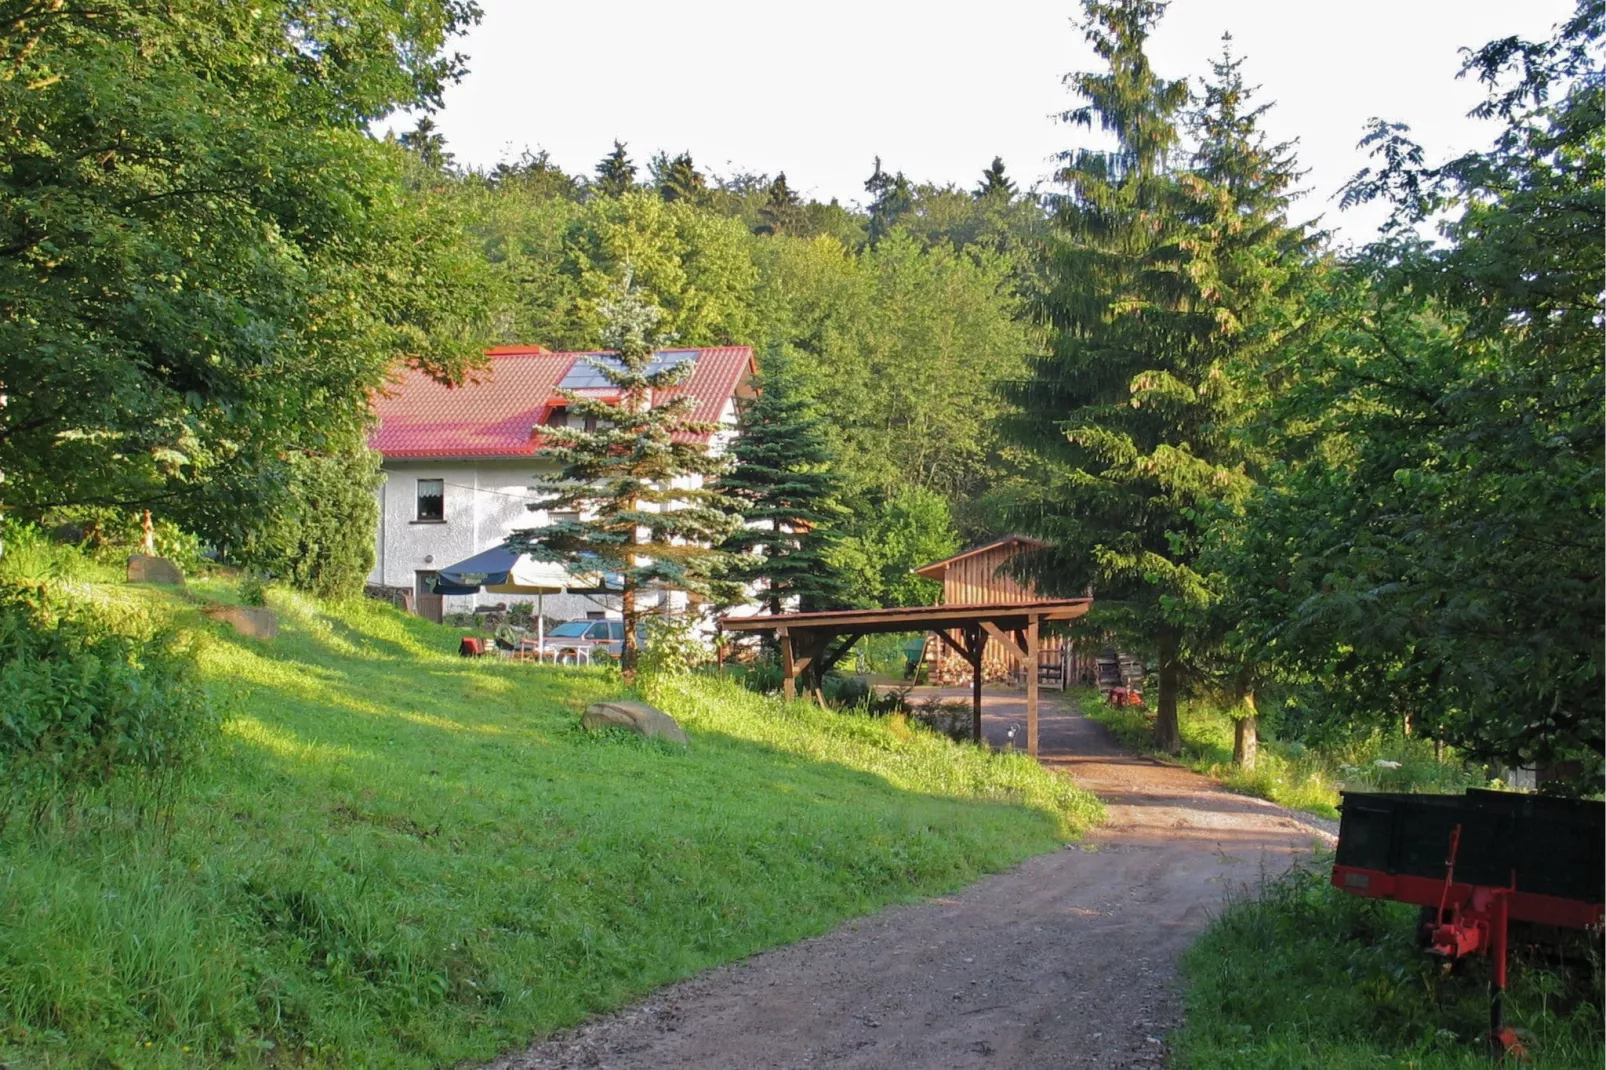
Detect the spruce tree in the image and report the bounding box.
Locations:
[594,139,636,197]
[864,156,913,243]
[507,277,738,676]
[755,172,804,236]
[975,156,1017,200]
[998,0,1235,754]
[657,151,707,204]
[399,116,454,171]
[1187,35,1318,768]
[719,345,848,614]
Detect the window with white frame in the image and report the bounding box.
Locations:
[416,478,444,522]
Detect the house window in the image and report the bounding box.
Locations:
[543,407,568,428]
[583,413,599,433]
[585,611,606,620]
[416,478,444,522]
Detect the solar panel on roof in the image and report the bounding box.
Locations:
[557,350,699,390]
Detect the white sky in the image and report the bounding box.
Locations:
[415,0,1576,246]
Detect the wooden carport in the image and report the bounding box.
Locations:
[717,598,1092,757]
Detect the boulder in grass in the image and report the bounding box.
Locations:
[581,700,688,745]
[128,554,184,585]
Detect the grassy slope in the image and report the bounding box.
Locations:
[1171,859,1604,1069]
[1082,692,1484,820]
[0,581,1100,1068]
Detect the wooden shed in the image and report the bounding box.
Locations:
[913,536,1093,687]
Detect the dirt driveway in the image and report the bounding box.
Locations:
[490,689,1335,1070]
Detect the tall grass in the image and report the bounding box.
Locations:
[1084,693,1486,819]
[0,578,1100,1068]
[1172,857,1604,1068]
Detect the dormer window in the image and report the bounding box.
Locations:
[543,407,569,428]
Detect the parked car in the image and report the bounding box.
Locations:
[539,619,646,664]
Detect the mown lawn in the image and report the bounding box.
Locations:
[1172,858,1604,1068]
[0,582,1100,1068]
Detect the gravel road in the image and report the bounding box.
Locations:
[488,689,1336,1070]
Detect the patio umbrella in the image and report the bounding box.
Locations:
[429,544,620,652]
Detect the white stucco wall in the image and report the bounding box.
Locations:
[369,458,620,620]
[370,394,743,623]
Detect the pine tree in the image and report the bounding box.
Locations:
[1187,35,1319,769]
[998,0,1235,755]
[507,277,738,676]
[399,116,454,171]
[719,345,848,615]
[594,139,637,197]
[864,156,913,244]
[754,172,804,236]
[975,156,1017,200]
[657,151,707,204]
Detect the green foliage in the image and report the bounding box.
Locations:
[636,614,711,678]
[1219,4,1603,773]
[507,279,739,672]
[593,139,637,197]
[1084,692,1487,819]
[1172,858,1604,1067]
[827,486,960,608]
[975,157,1017,200]
[37,506,206,578]
[0,580,1099,1067]
[0,1,498,542]
[235,445,383,600]
[755,172,804,236]
[997,2,1315,753]
[757,230,1032,501]
[653,151,708,205]
[236,572,271,609]
[0,541,215,827]
[720,345,849,612]
[864,156,915,244]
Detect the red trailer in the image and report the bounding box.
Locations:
[1333,789,1604,1056]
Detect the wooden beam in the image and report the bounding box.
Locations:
[969,624,985,744]
[1025,614,1040,758]
[779,628,797,701]
[717,598,1093,636]
[980,620,1027,663]
[933,628,973,663]
[818,632,864,677]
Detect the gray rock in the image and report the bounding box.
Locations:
[203,604,278,641]
[127,554,184,585]
[581,700,689,745]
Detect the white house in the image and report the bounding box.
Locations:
[367,344,756,622]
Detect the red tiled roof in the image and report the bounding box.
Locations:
[369,346,756,459]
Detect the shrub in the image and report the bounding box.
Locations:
[234,445,381,599]
[638,613,711,678]
[23,508,204,578]
[0,581,216,828]
[237,571,271,607]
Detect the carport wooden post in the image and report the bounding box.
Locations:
[779,627,796,701]
[968,624,985,744]
[1025,614,1040,757]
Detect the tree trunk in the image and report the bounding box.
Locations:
[620,579,637,681]
[1233,691,1259,770]
[1154,628,1182,755]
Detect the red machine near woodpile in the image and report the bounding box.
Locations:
[1333,789,1604,1057]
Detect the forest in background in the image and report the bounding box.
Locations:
[1,0,1600,785]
